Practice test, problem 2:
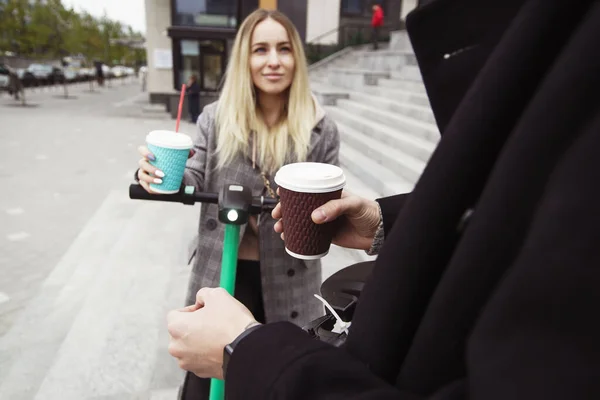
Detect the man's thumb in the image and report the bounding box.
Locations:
[311,198,348,224]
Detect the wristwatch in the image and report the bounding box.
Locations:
[222,322,263,380]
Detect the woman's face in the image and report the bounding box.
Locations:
[250,18,295,96]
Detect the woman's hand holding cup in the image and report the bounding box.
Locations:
[137,145,164,194]
[136,131,194,194]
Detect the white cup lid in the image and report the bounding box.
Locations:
[274,162,346,193]
[146,130,193,150]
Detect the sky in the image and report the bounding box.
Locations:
[62,0,146,34]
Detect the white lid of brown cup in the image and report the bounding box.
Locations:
[274,162,346,193]
[146,130,193,150]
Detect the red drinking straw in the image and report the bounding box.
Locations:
[175,84,187,133]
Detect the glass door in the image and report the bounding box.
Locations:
[199,40,225,91]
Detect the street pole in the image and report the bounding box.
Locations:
[105,25,111,88]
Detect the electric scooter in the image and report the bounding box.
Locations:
[129,183,373,398]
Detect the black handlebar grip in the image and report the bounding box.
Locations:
[262,197,279,206]
[128,184,186,204]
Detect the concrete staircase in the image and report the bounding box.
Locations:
[310,31,440,197]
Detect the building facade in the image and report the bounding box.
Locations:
[144,0,418,114]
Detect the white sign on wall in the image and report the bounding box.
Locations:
[154,49,173,69]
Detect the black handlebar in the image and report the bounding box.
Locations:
[129,184,218,205]
[128,184,278,214]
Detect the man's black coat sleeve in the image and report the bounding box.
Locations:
[376,194,410,237]
[225,322,420,400]
[224,115,600,399]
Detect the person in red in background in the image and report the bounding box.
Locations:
[371,3,384,50]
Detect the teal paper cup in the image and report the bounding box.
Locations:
[146,130,193,194]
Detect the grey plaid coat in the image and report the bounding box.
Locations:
[182,101,340,326]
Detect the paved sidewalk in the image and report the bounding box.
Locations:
[0,83,375,399]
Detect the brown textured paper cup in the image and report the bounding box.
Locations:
[275,163,346,260]
[279,188,343,259]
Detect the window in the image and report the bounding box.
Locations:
[341,0,388,17]
[341,0,364,15]
[174,0,237,28]
[179,40,200,89]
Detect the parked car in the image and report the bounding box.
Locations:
[80,68,96,81]
[102,64,114,79]
[111,65,128,77]
[0,64,10,92]
[17,68,38,87]
[63,67,77,82]
[27,64,53,85]
[50,67,66,85]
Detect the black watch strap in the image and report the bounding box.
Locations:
[222,323,263,380]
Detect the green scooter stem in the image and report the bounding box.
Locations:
[209,224,241,400]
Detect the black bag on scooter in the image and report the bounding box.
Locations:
[302,261,375,347]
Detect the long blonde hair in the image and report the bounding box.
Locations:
[215,9,315,175]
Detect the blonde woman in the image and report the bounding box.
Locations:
[136,9,341,399]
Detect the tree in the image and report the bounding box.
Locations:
[0,0,31,54]
[0,0,146,66]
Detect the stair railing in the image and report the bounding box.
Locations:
[305,23,391,64]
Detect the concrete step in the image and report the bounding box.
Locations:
[390,30,413,52]
[0,189,197,399]
[391,65,423,81]
[327,68,390,90]
[335,118,429,183]
[346,91,435,125]
[308,47,354,72]
[326,105,436,164]
[341,159,384,199]
[376,78,427,93]
[115,110,173,121]
[359,84,431,107]
[309,54,362,78]
[340,142,415,197]
[112,103,173,121]
[355,50,417,71]
[316,61,359,73]
[312,77,431,108]
[311,82,350,106]
[142,104,168,114]
[335,99,440,144]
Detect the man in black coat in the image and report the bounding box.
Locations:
[166,0,600,398]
